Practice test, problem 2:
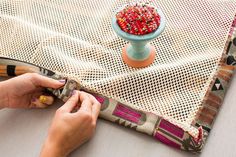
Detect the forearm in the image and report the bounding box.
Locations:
[0,81,8,109]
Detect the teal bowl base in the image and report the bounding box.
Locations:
[122,44,156,68]
[126,42,151,61]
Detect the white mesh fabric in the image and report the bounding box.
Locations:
[1,0,236,135]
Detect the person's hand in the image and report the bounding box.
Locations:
[0,73,65,109]
[40,90,101,157]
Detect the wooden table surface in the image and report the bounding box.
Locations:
[0,76,236,157]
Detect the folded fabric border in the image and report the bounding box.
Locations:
[0,57,205,152]
[0,15,236,154]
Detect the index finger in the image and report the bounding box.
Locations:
[30,73,65,89]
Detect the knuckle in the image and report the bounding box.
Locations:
[90,122,96,130]
[28,73,39,83]
[22,73,32,79]
[29,73,38,79]
[81,112,92,121]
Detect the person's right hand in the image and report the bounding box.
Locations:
[40,90,101,157]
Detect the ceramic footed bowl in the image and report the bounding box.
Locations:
[112,6,166,68]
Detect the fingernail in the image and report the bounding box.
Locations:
[58,79,66,84]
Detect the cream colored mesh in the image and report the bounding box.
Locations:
[1,0,236,135]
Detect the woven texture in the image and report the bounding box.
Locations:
[1,0,236,136]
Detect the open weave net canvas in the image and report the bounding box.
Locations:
[1,0,236,135]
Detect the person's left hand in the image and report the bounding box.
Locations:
[0,73,65,109]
